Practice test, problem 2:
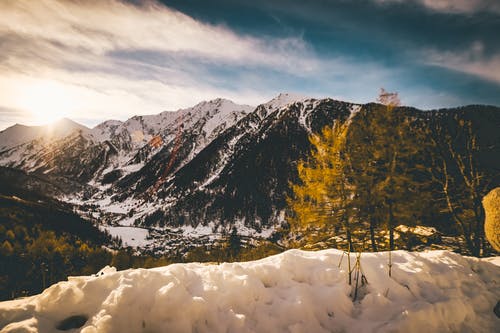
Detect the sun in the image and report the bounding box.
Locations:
[19,80,74,125]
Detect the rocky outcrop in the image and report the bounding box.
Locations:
[483,187,500,252]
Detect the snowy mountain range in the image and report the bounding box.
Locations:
[0,99,252,183]
[1,94,499,252]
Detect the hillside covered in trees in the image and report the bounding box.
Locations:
[288,91,499,259]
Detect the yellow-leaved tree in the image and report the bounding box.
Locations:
[288,120,353,245]
[288,89,431,280]
[287,119,366,287]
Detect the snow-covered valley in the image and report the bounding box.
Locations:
[1,249,498,333]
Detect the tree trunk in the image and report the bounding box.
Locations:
[346,227,354,252]
[388,201,394,277]
[388,202,394,251]
[347,245,352,285]
[472,196,484,257]
[442,173,475,255]
[370,220,378,252]
[343,212,354,252]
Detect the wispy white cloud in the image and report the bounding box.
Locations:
[423,41,500,84]
[375,0,500,14]
[0,0,324,69]
[0,0,324,129]
[0,0,319,71]
[1,0,454,131]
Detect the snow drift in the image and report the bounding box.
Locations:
[1,249,499,333]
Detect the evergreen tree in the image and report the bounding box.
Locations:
[288,120,357,252]
[289,89,431,277]
[228,226,242,260]
[429,118,492,256]
[347,89,430,275]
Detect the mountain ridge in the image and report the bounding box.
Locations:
[0,118,89,151]
[1,95,499,253]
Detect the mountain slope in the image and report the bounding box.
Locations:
[113,98,253,196]
[0,132,118,184]
[0,99,253,190]
[0,118,88,151]
[138,98,359,231]
[1,95,499,252]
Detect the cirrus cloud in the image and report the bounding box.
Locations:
[375,0,500,14]
[423,42,500,84]
[0,0,316,71]
[0,0,326,129]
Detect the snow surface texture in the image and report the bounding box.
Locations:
[1,249,499,333]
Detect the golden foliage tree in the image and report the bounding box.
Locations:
[483,187,500,252]
[288,120,357,251]
[289,89,430,277]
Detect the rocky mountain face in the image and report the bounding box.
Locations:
[0,130,119,183]
[0,98,252,185]
[138,97,361,232]
[1,94,499,253]
[113,98,254,198]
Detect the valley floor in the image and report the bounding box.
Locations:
[0,249,499,333]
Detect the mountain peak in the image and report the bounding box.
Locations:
[0,118,88,150]
[263,92,310,110]
[51,117,88,129]
[94,119,123,128]
[192,98,253,110]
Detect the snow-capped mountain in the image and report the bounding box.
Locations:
[87,98,253,150]
[0,99,253,185]
[94,98,254,193]
[133,97,360,232]
[1,95,499,253]
[0,118,88,151]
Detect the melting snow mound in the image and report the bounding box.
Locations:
[0,249,499,333]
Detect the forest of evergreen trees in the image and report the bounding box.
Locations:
[287,90,499,260]
[0,193,186,301]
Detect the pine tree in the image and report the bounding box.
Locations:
[288,119,374,290]
[429,118,492,256]
[228,226,242,260]
[288,89,431,278]
[346,112,383,252]
[347,89,430,275]
[288,120,356,250]
[0,240,14,256]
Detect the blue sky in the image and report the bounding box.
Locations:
[0,0,499,130]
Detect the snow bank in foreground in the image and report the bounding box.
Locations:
[1,250,499,333]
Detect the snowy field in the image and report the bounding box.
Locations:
[104,226,152,248]
[0,249,499,333]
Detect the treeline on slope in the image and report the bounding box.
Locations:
[0,193,109,300]
[0,180,284,301]
[288,91,499,258]
[0,173,179,301]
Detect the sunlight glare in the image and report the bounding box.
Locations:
[17,80,74,125]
